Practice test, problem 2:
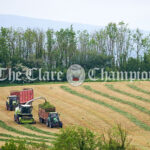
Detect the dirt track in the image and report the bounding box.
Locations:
[1,81,150,149]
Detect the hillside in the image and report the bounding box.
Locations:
[1,81,150,149]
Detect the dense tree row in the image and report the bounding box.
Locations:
[0,22,150,82]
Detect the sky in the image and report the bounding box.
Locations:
[0,0,150,30]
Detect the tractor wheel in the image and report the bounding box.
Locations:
[32,121,36,124]
[16,117,20,124]
[14,115,16,122]
[49,123,53,128]
[39,118,44,123]
[46,121,49,127]
[59,122,63,128]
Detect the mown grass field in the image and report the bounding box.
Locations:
[0,81,150,149]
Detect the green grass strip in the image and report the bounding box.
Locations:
[23,124,58,137]
[83,85,150,115]
[0,120,53,140]
[105,84,150,103]
[0,133,51,143]
[127,84,150,95]
[0,138,51,149]
[61,85,150,131]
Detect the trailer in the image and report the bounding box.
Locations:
[38,107,55,123]
[6,88,34,111]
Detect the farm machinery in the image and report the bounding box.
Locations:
[14,96,63,127]
[38,103,63,128]
[6,95,18,111]
[14,97,46,124]
[14,104,35,124]
[46,112,63,128]
[6,88,34,111]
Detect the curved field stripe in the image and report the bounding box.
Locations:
[0,133,51,143]
[105,84,150,103]
[0,120,53,140]
[83,85,150,115]
[0,138,51,148]
[61,85,150,131]
[127,84,150,95]
[23,124,58,137]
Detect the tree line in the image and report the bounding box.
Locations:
[0,22,150,82]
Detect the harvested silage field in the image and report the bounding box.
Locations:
[1,81,150,149]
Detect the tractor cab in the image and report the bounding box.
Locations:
[6,95,18,111]
[47,112,62,128]
[49,112,59,122]
[17,105,33,114]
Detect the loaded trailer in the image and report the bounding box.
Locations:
[6,88,34,111]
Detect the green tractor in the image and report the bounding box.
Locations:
[46,112,63,128]
[6,96,18,111]
[14,105,36,124]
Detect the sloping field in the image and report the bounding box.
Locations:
[1,81,150,149]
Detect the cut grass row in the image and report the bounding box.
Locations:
[127,84,150,95]
[23,124,58,137]
[83,85,150,116]
[105,84,150,103]
[0,133,51,143]
[61,85,150,131]
[0,120,55,140]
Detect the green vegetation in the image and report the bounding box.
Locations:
[1,139,51,150]
[105,84,150,103]
[23,124,58,137]
[83,85,150,115]
[1,125,137,150]
[0,133,50,143]
[127,84,150,95]
[39,101,55,112]
[0,120,53,140]
[61,85,150,132]
[52,125,135,150]
[52,126,98,150]
[1,23,150,84]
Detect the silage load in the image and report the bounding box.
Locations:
[39,101,55,112]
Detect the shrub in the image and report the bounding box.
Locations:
[52,126,98,150]
[1,140,27,150]
[52,125,135,150]
[101,124,131,150]
[1,139,51,150]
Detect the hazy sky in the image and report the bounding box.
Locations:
[0,0,150,30]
